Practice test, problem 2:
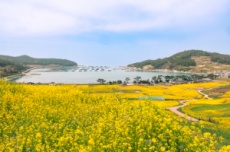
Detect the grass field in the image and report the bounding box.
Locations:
[181,82,230,149]
[203,84,230,98]
[1,80,230,151]
[182,102,230,148]
[190,104,230,117]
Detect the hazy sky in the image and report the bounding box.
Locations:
[0,0,230,66]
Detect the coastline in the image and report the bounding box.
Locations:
[4,65,219,85]
[3,65,73,82]
[14,69,207,85]
[4,68,32,82]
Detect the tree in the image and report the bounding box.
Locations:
[117,80,122,84]
[157,75,164,83]
[108,81,113,85]
[152,76,158,83]
[152,76,157,81]
[125,77,130,83]
[207,73,217,80]
[165,75,171,83]
[97,78,106,84]
[134,76,141,83]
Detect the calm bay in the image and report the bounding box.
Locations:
[16,68,191,84]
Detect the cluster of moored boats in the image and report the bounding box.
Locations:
[71,66,112,72]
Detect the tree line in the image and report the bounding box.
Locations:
[96,74,216,85]
[0,55,77,66]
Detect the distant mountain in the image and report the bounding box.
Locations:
[128,50,230,72]
[0,55,77,66]
[0,54,77,77]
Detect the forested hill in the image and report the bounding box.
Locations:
[0,55,77,66]
[128,50,230,70]
[0,57,25,77]
[0,54,77,77]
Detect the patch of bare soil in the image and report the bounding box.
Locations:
[205,85,230,97]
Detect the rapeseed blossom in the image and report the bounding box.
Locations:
[0,80,228,151]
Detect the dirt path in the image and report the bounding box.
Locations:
[167,100,199,122]
[166,90,211,122]
[197,90,212,99]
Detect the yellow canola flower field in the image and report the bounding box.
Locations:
[0,81,224,151]
[182,98,230,127]
[222,91,230,98]
[76,81,229,100]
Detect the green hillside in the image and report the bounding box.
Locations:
[0,55,77,77]
[0,58,25,77]
[0,55,77,66]
[128,50,230,71]
[0,58,15,67]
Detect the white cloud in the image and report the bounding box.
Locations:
[0,1,77,36]
[0,0,229,36]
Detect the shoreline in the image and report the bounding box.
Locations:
[5,66,213,84]
[4,68,32,82]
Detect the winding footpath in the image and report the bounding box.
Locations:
[166,90,211,122]
[197,90,212,99]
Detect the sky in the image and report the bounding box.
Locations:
[0,0,230,66]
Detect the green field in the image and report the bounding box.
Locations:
[190,104,230,117]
